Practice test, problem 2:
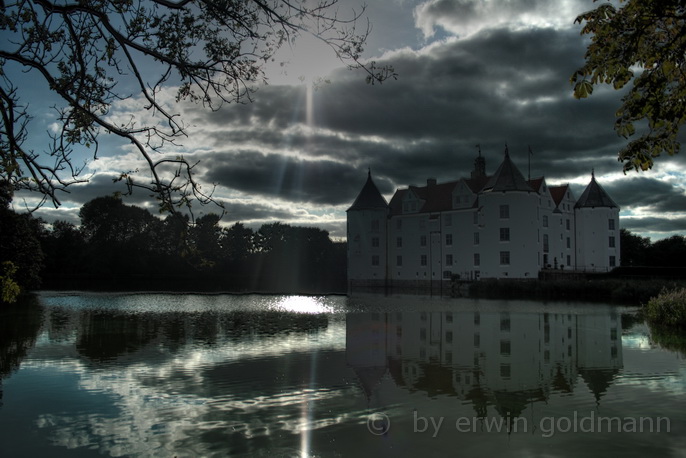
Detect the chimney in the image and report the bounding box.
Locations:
[427,178,437,187]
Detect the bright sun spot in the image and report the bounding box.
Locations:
[273,296,332,314]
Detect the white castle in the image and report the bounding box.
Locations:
[347,148,620,291]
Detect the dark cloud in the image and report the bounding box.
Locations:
[13,173,158,213]
[604,177,686,212]
[621,216,686,234]
[214,200,295,223]
[204,151,395,205]
[194,25,627,190]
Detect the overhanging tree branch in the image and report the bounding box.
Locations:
[0,0,396,214]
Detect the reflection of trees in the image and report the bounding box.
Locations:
[76,311,162,362]
[76,309,328,363]
[0,295,44,406]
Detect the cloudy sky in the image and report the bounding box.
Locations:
[13,0,686,241]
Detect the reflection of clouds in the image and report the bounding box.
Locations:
[25,318,351,456]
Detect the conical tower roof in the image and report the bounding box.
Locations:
[575,171,618,209]
[347,170,388,211]
[482,146,533,193]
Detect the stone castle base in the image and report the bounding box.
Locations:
[348,279,452,296]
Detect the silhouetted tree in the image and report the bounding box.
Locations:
[0,182,44,301]
[222,222,254,262]
[189,213,223,269]
[40,220,86,284]
[37,195,347,292]
[648,236,686,267]
[620,228,651,266]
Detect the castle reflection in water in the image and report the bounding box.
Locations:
[346,310,622,417]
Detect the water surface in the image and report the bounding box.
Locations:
[0,293,684,457]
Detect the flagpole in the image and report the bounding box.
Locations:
[528,146,532,181]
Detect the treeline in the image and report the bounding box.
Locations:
[620,229,686,267]
[5,195,347,295]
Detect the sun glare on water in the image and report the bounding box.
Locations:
[272,296,334,314]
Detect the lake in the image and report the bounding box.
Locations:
[0,292,684,457]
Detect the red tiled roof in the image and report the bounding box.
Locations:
[549,185,569,207]
[528,177,544,192]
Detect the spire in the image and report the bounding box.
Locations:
[482,146,533,192]
[575,171,618,208]
[347,170,389,211]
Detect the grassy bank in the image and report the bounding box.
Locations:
[644,287,686,327]
[466,278,685,305]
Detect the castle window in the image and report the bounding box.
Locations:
[397,255,402,266]
[500,251,510,265]
[397,237,402,248]
[609,218,616,230]
[474,253,480,266]
[500,340,511,356]
[372,237,379,248]
[610,256,616,267]
[474,232,480,245]
[446,254,453,266]
[420,255,427,266]
[609,236,615,248]
[371,255,379,266]
[567,237,571,248]
[543,215,549,227]
[396,219,402,230]
[443,270,452,279]
[445,214,452,227]
[446,233,453,246]
[500,313,511,331]
[500,227,510,242]
[500,364,511,378]
[499,204,509,219]
[371,219,379,232]
[543,234,549,253]
[420,235,427,247]
[566,219,571,230]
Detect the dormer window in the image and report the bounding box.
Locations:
[402,193,422,214]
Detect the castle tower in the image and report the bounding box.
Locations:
[574,171,620,272]
[347,170,389,291]
[477,147,539,278]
